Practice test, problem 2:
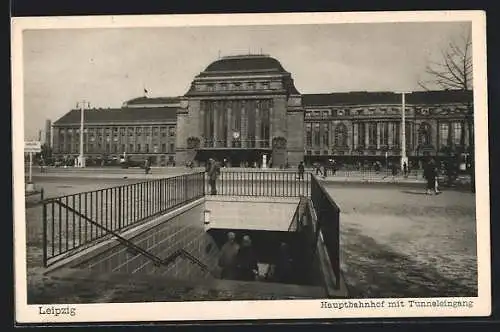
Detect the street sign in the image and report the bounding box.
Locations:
[25,141,41,153]
[24,141,41,184]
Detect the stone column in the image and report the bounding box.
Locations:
[376,122,381,149]
[319,122,324,150]
[241,104,247,148]
[346,121,353,152]
[388,122,394,148]
[213,106,218,148]
[430,120,438,149]
[464,121,469,148]
[255,107,261,148]
[353,122,358,148]
[269,106,273,147]
[226,107,232,148]
[199,108,205,146]
[330,122,335,149]
[364,122,369,148]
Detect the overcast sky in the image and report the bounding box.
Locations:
[22,21,471,140]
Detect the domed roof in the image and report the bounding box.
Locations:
[202,54,287,73]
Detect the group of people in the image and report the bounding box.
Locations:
[312,159,337,178]
[217,232,295,283]
[218,232,259,281]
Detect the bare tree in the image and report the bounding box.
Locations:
[419,31,472,91]
[418,29,474,191]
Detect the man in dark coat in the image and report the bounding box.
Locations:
[206,158,220,195]
[297,161,305,180]
[423,159,438,195]
[144,158,151,174]
[235,235,259,281]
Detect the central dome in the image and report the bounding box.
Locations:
[203,54,286,73]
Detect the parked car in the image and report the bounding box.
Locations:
[120,155,145,169]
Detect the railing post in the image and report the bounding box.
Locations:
[184,175,189,201]
[203,172,206,196]
[42,201,48,267]
[118,187,122,229]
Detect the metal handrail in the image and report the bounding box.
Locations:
[42,171,206,265]
[288,196,307,231]
[43,171,205,202]
[49,200,214,277]
[160,249,214,276]
[48,200,164,266]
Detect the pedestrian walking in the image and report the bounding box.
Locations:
[218,232,240,280]
[434,161,442,194]
[206,158,220,195]
[235,235,259,281]
[314,162,322,176]
[40,156,46,173]
[144,158,151,174]
[403,161,408,178]
[391,162,398,180]
[297,161,305,180]
[331,159,337,176]
[423,159,439,195]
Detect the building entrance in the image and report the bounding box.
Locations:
[195,149,272,168]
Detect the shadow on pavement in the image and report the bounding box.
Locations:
[340,226,477,298]
[400,190,428,196]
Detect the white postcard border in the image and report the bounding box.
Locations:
[12,10,490,323]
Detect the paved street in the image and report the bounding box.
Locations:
[325,183,477,298]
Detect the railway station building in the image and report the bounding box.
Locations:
[52,54,473,168]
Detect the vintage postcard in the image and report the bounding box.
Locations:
[12,11,490,324]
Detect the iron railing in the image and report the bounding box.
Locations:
[209,170,311,197]
[310,174,341,289]
[311,166,421,180]
[288,196,308,232]
[162,249,215,276]
[42,172,205,266]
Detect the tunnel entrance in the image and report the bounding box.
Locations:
[207,228,314,285]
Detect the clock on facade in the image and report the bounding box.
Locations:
[233,131,240,139]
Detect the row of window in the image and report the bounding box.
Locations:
[305,107,456,118]
[197,81,273,92]
[55,142,175,154]
[56,126,176,136]
[201,101,271,143]
[58,135,175,143]
[439,122,464,148]
[305,121,467,149]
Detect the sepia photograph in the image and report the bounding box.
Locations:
[12,11,490,323]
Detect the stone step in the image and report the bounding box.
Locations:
[38,267,326,303]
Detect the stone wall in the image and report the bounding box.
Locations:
[286,111,305,165]
[68,199,220,280]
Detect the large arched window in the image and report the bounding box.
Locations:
[334,123,348,147]
[418,122,432,146]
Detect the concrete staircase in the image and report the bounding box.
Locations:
[30,267,326,304]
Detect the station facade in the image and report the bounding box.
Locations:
[52,54,473,167]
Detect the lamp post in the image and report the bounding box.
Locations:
[397,92,409,172]
[77,101,89,168]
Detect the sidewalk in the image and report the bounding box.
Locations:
[29,166,471,186]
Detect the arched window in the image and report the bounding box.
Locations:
[334,123,348,147]
[418,122,431,146]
